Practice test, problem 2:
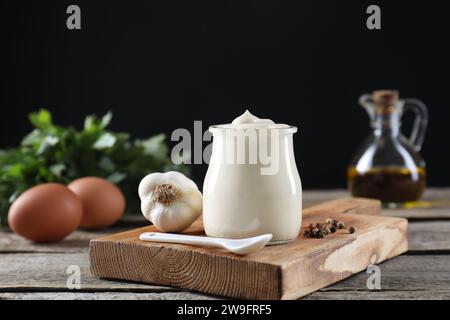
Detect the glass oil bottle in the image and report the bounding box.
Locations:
[348,90,428,207]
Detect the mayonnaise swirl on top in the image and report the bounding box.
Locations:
[218,110,289,129]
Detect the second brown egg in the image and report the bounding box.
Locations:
[68,177,125,229]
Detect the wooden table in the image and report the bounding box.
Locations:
[1,189,450,300]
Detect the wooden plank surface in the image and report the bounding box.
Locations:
[305,291,450,300]
[302,197,381,216]
[303,188,450,219]
[0,253,174,292]
[0,228,131,254]
[1,220,448,253]
[1,253,450,299]
[0,292,217,300]
[321,255,450,292]
[89,198,409,300]
[408,221,450,252]
[2,253,445,292]
[1,189,450,300]
[3,290,450,300]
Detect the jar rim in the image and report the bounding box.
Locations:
[209,125,298,134]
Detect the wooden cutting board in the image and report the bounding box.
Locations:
[89,197,408,300]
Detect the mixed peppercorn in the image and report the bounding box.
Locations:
[304,218,356,239]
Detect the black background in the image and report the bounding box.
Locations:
[1,0,449,188]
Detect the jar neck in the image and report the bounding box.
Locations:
[371,112,401,137]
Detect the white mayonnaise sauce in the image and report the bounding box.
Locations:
[203,110,302,243]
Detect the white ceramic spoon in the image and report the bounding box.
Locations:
[139,232,273,255]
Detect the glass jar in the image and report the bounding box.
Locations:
[203,125,302,244]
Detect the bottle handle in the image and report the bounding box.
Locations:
[359,94,375,121]
[358,94,373,107]
[402,98,428,151]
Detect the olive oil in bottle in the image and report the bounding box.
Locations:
[347,166,426,203]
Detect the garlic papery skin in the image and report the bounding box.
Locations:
[138,171,202,232]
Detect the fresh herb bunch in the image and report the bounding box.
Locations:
[0,109,190,226]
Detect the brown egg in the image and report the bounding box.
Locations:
[8,183,83,242]
[68,177,125,229]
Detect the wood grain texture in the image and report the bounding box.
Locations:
[2,254,449,299]
[0,292,217,300]
[3,290,450,300]
[0,253,174,292]
[321,254,450,292]
[305,291,450,300]
[0,221,442,294]
[2,189,449,300]
[302,197,381,216]
[0,220,445,253]
[89,198,408,300]
[303,188,450,219]
[3,196,448,254]
[408,221,450,251]
[386,207,450,219]
[0,228,130,253]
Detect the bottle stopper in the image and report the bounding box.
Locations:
[372,90,399,107]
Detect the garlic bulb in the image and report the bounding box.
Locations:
[138,171,202,232]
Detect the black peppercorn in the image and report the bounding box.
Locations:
[312,228,319,236]
[304,219,353,238]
